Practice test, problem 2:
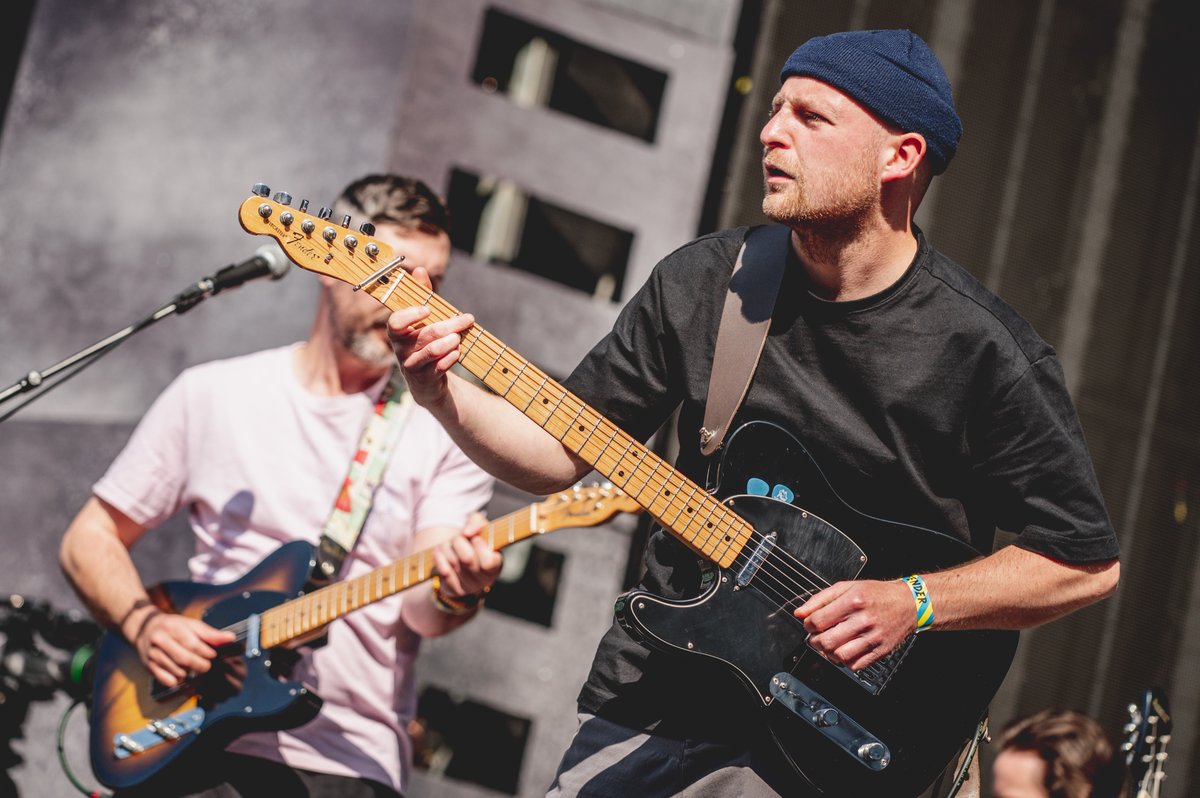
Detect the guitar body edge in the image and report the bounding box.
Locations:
[615,422,1018,796]
[88,540,322,791]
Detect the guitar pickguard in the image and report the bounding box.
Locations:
[615,421,1018,796]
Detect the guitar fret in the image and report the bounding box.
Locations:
[460,327,484,362]
[602,437,638,489]
[521,374,551,413]
[481,345,507,382]
[558,402,588,444]
[583,422,621,472]
[500,360,529,399]
[693,495,725,553]
[669,482,704,543]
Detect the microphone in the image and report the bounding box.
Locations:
[173,244,290,310]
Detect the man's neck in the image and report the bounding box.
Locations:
[790,217,919,302]
[293,334,390,397]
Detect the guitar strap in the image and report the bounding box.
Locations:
[699,224,792,457]
[314,370,415,581]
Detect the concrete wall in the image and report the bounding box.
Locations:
[0,1,739,795]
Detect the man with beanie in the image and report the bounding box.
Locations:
[387,30,1121,797]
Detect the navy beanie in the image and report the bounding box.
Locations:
[779,30,962,174]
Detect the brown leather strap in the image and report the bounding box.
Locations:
[699,224,791,456]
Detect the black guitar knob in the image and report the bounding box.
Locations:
[251,183,271,197]
[272,191,293,206]
[359,222,376,236]
[317,207,332,220]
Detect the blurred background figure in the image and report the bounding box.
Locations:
[992,709,1128,798]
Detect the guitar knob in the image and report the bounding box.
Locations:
[318,206,333,220]
[298,199,310,213]
[365,242,380,257]
[359,222,376,236]
[858,742,888,765]
[273,191,293,206]
[813,708,840,727]
[340,214,352,228]
[251,182,271,197]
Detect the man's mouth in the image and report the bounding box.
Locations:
[763,162,792,181]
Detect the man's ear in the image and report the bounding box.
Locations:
[881,131,927,183]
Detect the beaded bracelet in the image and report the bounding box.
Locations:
[898,574,935,633]
[431,575,486,616]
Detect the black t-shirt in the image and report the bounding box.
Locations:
[561,226,1118,740]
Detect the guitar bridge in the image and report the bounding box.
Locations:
[113,708,206,759]
[834,634,916,695]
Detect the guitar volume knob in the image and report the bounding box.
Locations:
[813,708,840,727]
[858,742,889,766]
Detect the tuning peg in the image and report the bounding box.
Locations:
[273,191,293,206]
[251,182,271,197]
[359,222,376,236]
[341,214,352,228]
[318,206,332,220]
[298,199,310,213]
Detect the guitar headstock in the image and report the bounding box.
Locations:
[237,183,402,293]
[534,483,643,533]
[1124,687,1171,796]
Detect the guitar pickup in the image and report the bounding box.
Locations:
[769,674,890,771]
[113,708,206,759]
[735,531,777,588]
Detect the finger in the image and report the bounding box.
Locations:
[432,547,465,597]
[449,535,478,571]
[470,536,502,572]
[148,662,181,688]
[161,635,219,674]
[409,265,434,290]
[461,512,488,537]
[794,581,852,621]
[192,620,237,646]
[386,306,432,336]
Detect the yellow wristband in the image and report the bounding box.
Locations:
[899,574,934,632]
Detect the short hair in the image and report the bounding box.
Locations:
[998,709,1128,798]
[331,174,450,236]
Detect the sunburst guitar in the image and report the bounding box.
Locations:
[88,484,639,791]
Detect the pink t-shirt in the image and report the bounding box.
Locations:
[94,345,494,793]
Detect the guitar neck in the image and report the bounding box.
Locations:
[260,503,544,648]
[364,271,753,572]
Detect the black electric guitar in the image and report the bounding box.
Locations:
[1124,687,1171,798]
[239,188,1019,796]
[88,484,640,791]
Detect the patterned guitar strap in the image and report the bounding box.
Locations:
[313,370,415,583]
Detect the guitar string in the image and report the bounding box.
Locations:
[290,243,899,676]
[342,255,856,609]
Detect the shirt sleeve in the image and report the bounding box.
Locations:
[411,434,495,533]
[971,355,1119,563]
[93,373,192,529]
[563,261,684,443]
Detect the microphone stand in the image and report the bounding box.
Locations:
[0,281,217,423]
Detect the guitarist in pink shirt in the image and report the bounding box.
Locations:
[60,175,500,797]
